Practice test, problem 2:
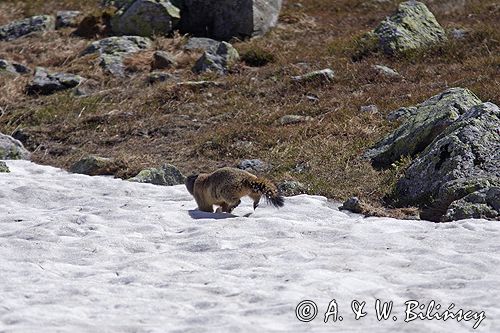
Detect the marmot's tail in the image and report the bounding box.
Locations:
[244,177,284,208]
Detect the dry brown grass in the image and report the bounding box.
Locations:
[1,0,499,218]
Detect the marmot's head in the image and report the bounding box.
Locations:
[185,174,199,195]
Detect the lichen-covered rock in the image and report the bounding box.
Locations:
[394,102,500,221]
[237,159,267,172]
[365,87,481,169]
[278,181,308,196]
[26,67,84,95]
[128,164,185,185]
[0,15,55,41]
[373,1,447,55]
[0,59,31,76]
[81,36,152,76]
[192,41,239,74]
[444,187,500,221]
[152,51,176,69]
[56,11,82,29]
[184,37,221,53]
[178,0,282,41]
[0,133,30,160]
[0,161,9,173]
[372,64,401,79]
[70,155,121,176]
[360,105,378,113]
[291,69,335,83]
[111,0,180,37]
[340,197,364,214]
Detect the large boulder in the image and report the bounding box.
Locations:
[26,67,84,95]
[192,41,239,74]
[178,0,282,41]
[365,88,481,169]
[394,102,500,221]
[372,1,447,55]
[111,0,180,37]
[0,133,30,160]
[81,36,151,76]
[128,164,185,185]
[0,15,55,41]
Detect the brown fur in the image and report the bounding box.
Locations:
[186,167,284,213]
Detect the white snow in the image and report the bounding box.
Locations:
[0,160,499,333]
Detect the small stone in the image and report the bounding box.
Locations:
[0,161,10,173]
[291,69,334,83]
[128,164,185,185]
[152,51,176,69]
[237,159,268,172]
[56,11,82,29]
[372,65,401,79]
[192,41,240,74]
[184,37,220,53]
[26,67,84,95]
[0,133,30,160]
[147,71,175,84]
[0,59,31,76]
[360,105,378,113]
[278,181,307,196]
[70,155,121,176]
[340,197,364,214]
[0,15,55,41]
[451,28,468,40]
[279,115,312,125]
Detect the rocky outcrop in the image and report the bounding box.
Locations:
[26,67,84,95]
[0,133,30,160]
[70,155,122,176]
[129,164,185,185]
[372,1,447,55]
[365,88,481,169]
[178,0,282,41]
[0,59,30,75]
[192,41,239,74]
[394,102,500,221]
[111,0,180,37]
[0,15,55,41]
[0,161,9,173]
[81,36,151,76]
[292,69,335,83]
[56,11,82,29]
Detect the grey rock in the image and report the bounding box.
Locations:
[292,69,335,83]
[70,155,120,176]
[0,133,30,160]
[386,106,418,122]
[444,187,500,221]
[278,181,307,196]
[128,164,185,185]
[178,0,282,41]
[372,64,401,79]
[56,10,82,29]
[111,0,180,37]
[0,15,55,41]
[0,59,31,75]
[184,37,221,53]
[365,87,482,169]
[147,71,175,84]
[279,115,312,125]
[360,105,378,113]
[451,28,468,40]
[373,1,447,55]
[394,102,500,221]
[0,161,9,173]
[26,67,84,95]
[238,159,267,172]
[192,41,239,74]
[152,51,176,69]
[340,197,363,214]
[81,36,152,77]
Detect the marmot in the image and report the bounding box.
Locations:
[185,167,284,213]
